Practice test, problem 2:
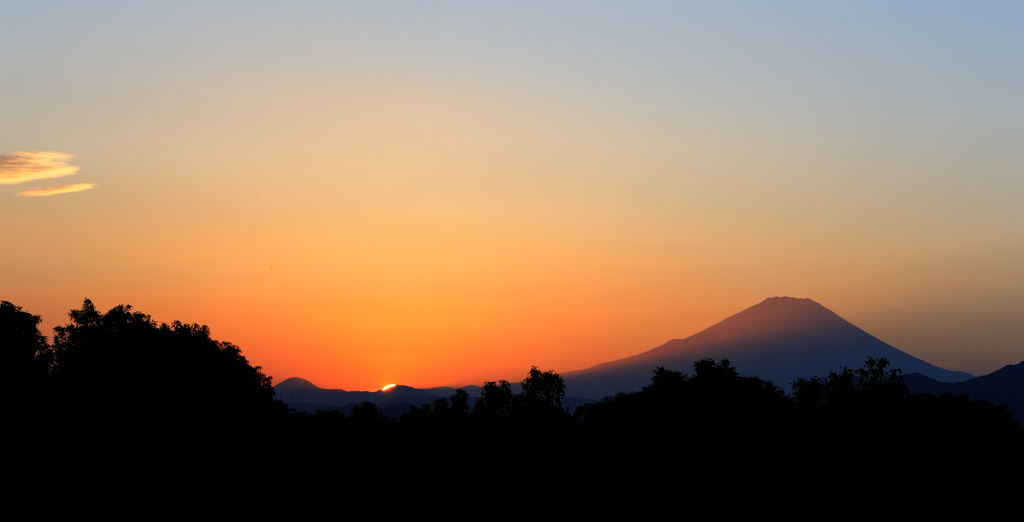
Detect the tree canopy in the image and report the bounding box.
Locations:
[46,299,285,420]
[1,300,53,401]
[469,366,567,426]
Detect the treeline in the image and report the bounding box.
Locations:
[4,299,287,426]
[4,299,1022,493]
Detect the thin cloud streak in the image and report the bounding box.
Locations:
[0,151,79,184]
[18,183,96,197]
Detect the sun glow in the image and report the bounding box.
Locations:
[381,384,396,391]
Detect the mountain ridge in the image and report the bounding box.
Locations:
[905,361,1024,420]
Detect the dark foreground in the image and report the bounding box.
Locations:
[7,299,1023,503]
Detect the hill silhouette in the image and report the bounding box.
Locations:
[562,296,972,400]
[905,360,1024,420]
[274,378,459,413]
[273,378,597,414]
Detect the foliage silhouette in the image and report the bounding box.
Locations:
[468,367,569,427]
[49,298,285,421]
[791,357,909,421]
[1,301,53,407]
[587,358,788,437]
[449,389,470,417]
[349,401,390,427]
[517,366,568,425]
[472,379,514,421]
[644,366,686,392]
[520,366,565,408]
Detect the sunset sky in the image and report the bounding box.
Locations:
[2,2,1021,391]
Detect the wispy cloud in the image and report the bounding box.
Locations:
[18,183,96,197]
[0,151,79,185]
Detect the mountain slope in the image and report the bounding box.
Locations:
[563,297,972,400]
[905,361,1024,420]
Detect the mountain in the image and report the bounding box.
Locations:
[905,361,1024,420]
[562,296,973,400]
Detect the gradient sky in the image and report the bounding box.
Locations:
[2,2,1021,391]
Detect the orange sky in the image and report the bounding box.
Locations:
[2,3,1022,390]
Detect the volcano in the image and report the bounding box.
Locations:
[562,297,972,400]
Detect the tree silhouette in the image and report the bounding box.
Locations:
[349,401,389,426]
[517,366,567,425]
[644,366,686,392]
[49,298,285,421]
[469,367,568,426]
[853,356,908,405]
[791,357,907,412]
[449,389,470,417]
[520,366,565,409]
[1,301,53,407]
[472,379,514,421]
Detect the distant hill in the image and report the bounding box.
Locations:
[274,378,595,415]
[562,296,973,400]
[274,378,469,413]
[905,361,1024,420]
